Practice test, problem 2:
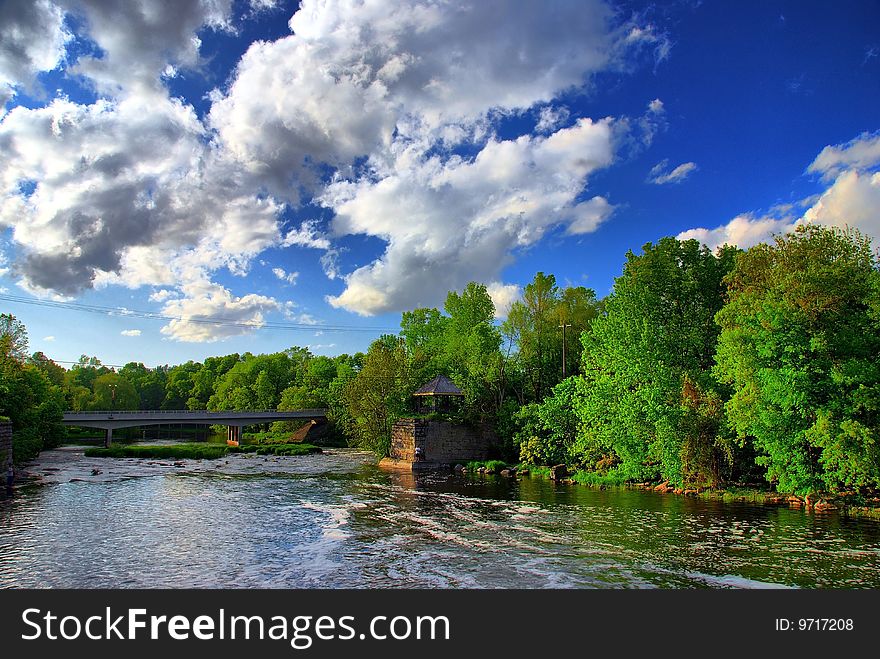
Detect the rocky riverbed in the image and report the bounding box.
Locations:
[14,445,377,486]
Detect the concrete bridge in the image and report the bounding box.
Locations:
[62,409,328,447]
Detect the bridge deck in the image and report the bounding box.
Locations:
[61,409,327,430]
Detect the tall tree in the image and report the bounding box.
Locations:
[0,313,28,362]
[574,238,737,485]
[443,282,502,420]
[715,225,880,494]
[92,372,139,411]
[504,273,601,401]
[0,316,64,461]
[341,336,413,456]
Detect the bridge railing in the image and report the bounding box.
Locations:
[62,409,328,417]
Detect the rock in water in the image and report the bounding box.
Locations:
[550,464,567,480]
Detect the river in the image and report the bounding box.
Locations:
[2,447,880,588]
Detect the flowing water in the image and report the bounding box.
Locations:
[2,447,879,588]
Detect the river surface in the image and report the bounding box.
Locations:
[2,447,880,588]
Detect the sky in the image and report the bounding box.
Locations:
[0,0,878,368]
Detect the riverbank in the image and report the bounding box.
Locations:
[462,460,880,520]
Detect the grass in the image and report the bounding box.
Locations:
[243,430,303,444]
[84,443,228,459]
[465,459,511,474]
[231,443,322,457]
[571,470,627,487]
[84,442,321,459]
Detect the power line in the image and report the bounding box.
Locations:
[0,293,398,334]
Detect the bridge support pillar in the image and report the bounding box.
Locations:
[226,425,241,447]
[104,428,113,448]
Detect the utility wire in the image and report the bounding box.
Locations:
[0,293,398,334]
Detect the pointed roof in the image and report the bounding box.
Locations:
[413,374,464,396]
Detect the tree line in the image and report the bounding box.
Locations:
[2,224,878,496]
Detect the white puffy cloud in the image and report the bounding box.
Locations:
[159,279,280,343]
[0,0,71,104]
[43,335,56,342]
[120,329,141,337]
[566,196,615,235]
[678,132,880,250]
[648,159,697,184]
[209,0,627,194]
[807,130,880,181]
[801,169,880,240]
[486,282,521,320]
[64,0,234,95]
[323,118,615,315]
[281,220,331,250]
[0,93,282,295]
[678,214,795,251]
[148,289,176,303]
[0,0,668,330]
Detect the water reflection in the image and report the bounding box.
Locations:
[2,456,880,588]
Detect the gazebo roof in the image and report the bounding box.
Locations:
[413,375,464,397]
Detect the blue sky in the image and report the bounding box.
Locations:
[1,0,878,368]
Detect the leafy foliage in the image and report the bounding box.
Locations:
[0,315,65,462]
[715,225,880,494]
[573,238,737,486]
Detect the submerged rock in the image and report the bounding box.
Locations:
[549,464,567,480]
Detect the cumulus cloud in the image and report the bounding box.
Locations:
[486,282,521,320]
[120,329,141,337]
[801,169,880,240]
[0,0,670,334]
[280,220,331,250]
[648,159,697,184]
[678,214,795,251]
[323,118,615,315]
[64,0,234,95]
[0,93,283,295]
[43,335,55,342]
[208,0,626,194]
[807,130,880,181]
[678,132,880,250]
[159,279,280,342]
[148,289,176,303]
[0,0,71,104]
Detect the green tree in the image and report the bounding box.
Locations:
[341,336,413,456]
[505,272,559,401]
[516,377,579,466]
[575,237,737,485]
[120,362,167,410]
[0,315,64,461]
[442,282,502,421]
[208,352,299,412]
[92,372,139,411]
[0,313,29,362]
[504,273,601,402]
[28,352,65,387]
[715,225,880,494]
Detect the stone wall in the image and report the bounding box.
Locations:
[389,418,491,464]
[390,418,420,462]
[1,421,12,487]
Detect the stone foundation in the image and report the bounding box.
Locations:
[1,421,12,492]
[382,418,492,471]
